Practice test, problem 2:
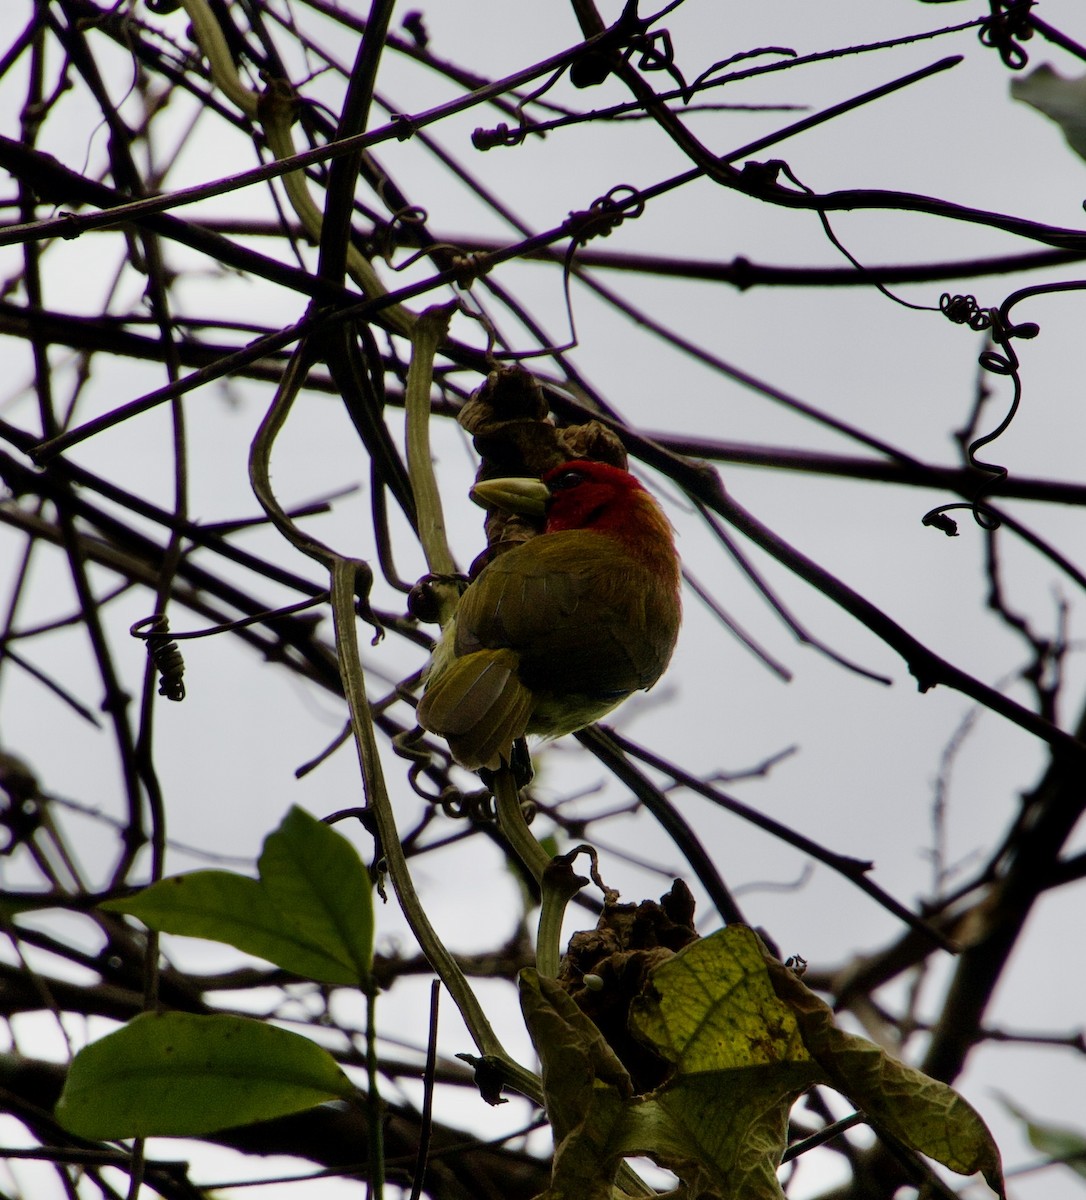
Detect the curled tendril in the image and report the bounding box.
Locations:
[471,122,527,152]
[939,292,995,332]
[130,594,331,699]
[579,1,691,97]
[436,785,497,823]
[404,757,438,802]
[447,252,488,290]
[388,239,483,289]
[925,294,1041,535]
[389,203,428,231]
[370,203,430,264]
[371,205,486,290]
[629,28,691,102]
[131,614,186,701]
[474,59,570,153]
[978,0,1035,70]
[397,724,499,820]
[566,184,645,247]
[551,184,646,361]
[396,730,455,803]
[479,4,687,141]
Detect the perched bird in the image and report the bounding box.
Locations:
[416,459,681,770]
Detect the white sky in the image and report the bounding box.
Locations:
[2,2,1086,1197]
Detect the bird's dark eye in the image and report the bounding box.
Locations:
[550,469,585,491]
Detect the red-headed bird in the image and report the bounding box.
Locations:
[417,460,681,770]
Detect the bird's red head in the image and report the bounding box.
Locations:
[541,460,651,535]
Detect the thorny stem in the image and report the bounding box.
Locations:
[711,485,1086,766]
[600,728,951,950]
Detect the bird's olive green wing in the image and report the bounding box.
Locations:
[415,646,534,770]
[453,530,676,697]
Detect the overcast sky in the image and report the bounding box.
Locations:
[2,2,1086,1197]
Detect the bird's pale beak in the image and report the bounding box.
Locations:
[469,476,550,519]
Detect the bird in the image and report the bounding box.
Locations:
[416,459,681,771]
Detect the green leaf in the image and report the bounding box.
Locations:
[258,806,374,981]
[628,927,821,1200]
[766,953,1006,1198]
[522,926,1006,1200]
[102,806,373,986]
[630,925,811,1074]
[997,1093,1086,1180]
[519,970,641,1200]
[521,970,632,1145]
[103,870,353,984]
[522,929,822,1200]
[56,1011,355,1139]
[1011,66,1086,162]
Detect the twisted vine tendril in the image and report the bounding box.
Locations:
[436,786,500,823]
[398,736,502,825]
[938,292,994,333]
[131,614,186,701]
[924,291,1041,535]
[471,122,528,152]
[566,184,646,248]
[625,27,691,102]
[978,0,1035,70]
[474,1,688,149]
[369,203,430,264]
[130,595,332,700]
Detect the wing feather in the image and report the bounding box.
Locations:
[416,647,534,770]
